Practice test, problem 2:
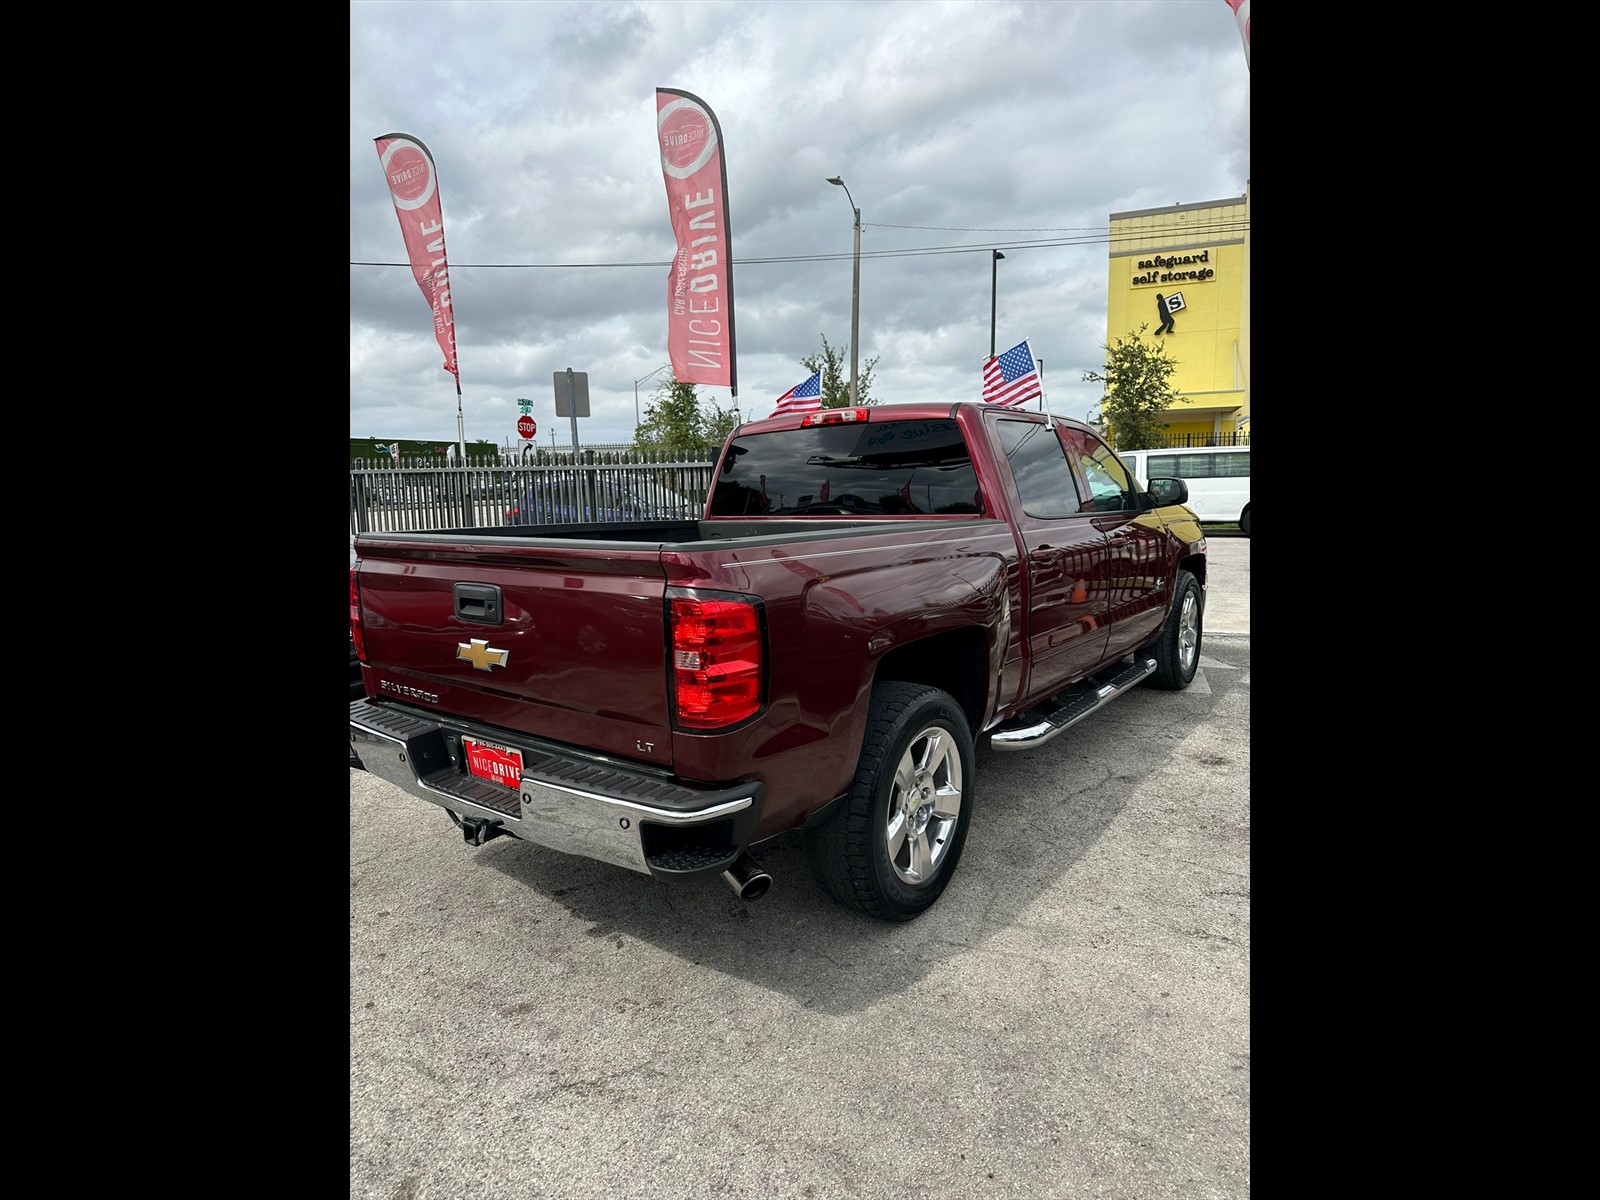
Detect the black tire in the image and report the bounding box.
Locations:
[1143,568,1203,690]
[803,682,975,922]
[1239,506,1250,538]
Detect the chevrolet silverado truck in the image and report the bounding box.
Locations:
[349,402,1207,921]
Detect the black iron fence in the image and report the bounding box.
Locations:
[350,448,718,534]
[1141,432,1250,449]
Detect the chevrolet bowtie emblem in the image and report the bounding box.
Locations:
[456,638,510,672]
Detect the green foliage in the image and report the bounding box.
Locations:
[1082,323,1182,450]
[702,404,739,446]
[632,375,730,454]
[802,333,879,407]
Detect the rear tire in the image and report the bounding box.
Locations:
[1239,506,1250,537]
[803,682,975,922]
[1143,569,1203,690]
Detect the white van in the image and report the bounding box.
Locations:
[1117,445,1250,537]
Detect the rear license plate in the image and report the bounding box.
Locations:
[462,737,523,789]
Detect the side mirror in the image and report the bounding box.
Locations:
[1147,477,1189,506]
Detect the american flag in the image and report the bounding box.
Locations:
[771,370,823,416]
[982,340,1041,407]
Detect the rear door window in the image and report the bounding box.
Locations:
[995,420,1080,517]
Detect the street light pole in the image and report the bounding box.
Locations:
[990,250,1005,358]
[827,176,861,406]
[633,362,671,428]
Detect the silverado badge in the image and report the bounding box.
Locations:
[456,638,510,671]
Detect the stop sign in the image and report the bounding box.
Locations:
[517,415,536,439]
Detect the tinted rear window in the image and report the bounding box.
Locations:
[709,419,982,516]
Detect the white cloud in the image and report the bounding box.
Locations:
[351,0,1249,449]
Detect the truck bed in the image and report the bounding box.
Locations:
[352,514,1008,767]
[361,515,965,545]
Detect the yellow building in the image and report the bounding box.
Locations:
[1105,182,1250,444]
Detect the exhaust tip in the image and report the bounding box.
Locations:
[722,852,773,901]
[737,872,773,901]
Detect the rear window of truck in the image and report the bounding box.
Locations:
[709,420,983,516]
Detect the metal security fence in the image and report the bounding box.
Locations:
[1149,432,1250,449]
[351,434,1249,532]
[350,448,718,534]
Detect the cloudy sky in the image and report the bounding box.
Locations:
[350,0,1249,453]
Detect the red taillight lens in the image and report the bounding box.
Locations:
[801,407,871,426]
[350,567,367,662]
[669,594,762,729]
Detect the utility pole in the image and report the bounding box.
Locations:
[827,176,861,406]
[990,250,1005,358]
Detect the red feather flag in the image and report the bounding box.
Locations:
[374,133,459,383]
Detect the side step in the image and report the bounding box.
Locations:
[987,656,1157,751]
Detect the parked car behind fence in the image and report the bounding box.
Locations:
[503,476,687,525]
[352,454,712,535]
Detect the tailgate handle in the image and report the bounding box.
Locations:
[453,583,503,625]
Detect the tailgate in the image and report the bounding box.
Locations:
[355,538,675,768]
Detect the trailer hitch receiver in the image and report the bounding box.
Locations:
[445,809,507,847]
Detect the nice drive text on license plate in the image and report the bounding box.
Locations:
[462,736,522,789]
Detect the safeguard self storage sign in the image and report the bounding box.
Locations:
[1131,250,1216,288]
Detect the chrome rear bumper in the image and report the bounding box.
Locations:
[349,698,761,879]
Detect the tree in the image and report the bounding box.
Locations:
[633,376,732,454]
[802,333,879,407]
[1083,323,1182,450]
[702,403,739,446]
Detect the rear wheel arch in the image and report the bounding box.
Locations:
[871,625,989,734]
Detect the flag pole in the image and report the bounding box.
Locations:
[455,378,466,462]
[1036,348,1054,427]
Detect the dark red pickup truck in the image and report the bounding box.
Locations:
[349,402,1207,921]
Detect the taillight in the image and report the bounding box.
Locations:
[669,592,762,729]
[801,407,871,426]
[350,567,367,662]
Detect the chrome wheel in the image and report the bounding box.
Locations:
[884,723,964,885]
[804,682,977,920]
[1178,589,1200,674]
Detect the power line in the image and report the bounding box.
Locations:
[864,222,1109,232]
[348,217,1249,270]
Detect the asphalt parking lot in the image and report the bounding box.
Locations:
[351,535,1249,1198]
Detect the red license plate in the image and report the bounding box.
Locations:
[462,737,523,789]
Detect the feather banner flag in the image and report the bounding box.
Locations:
[1224,0,1249,70]
[657,89,738,400]
[771,371,822,417]
[374,133,459,384]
